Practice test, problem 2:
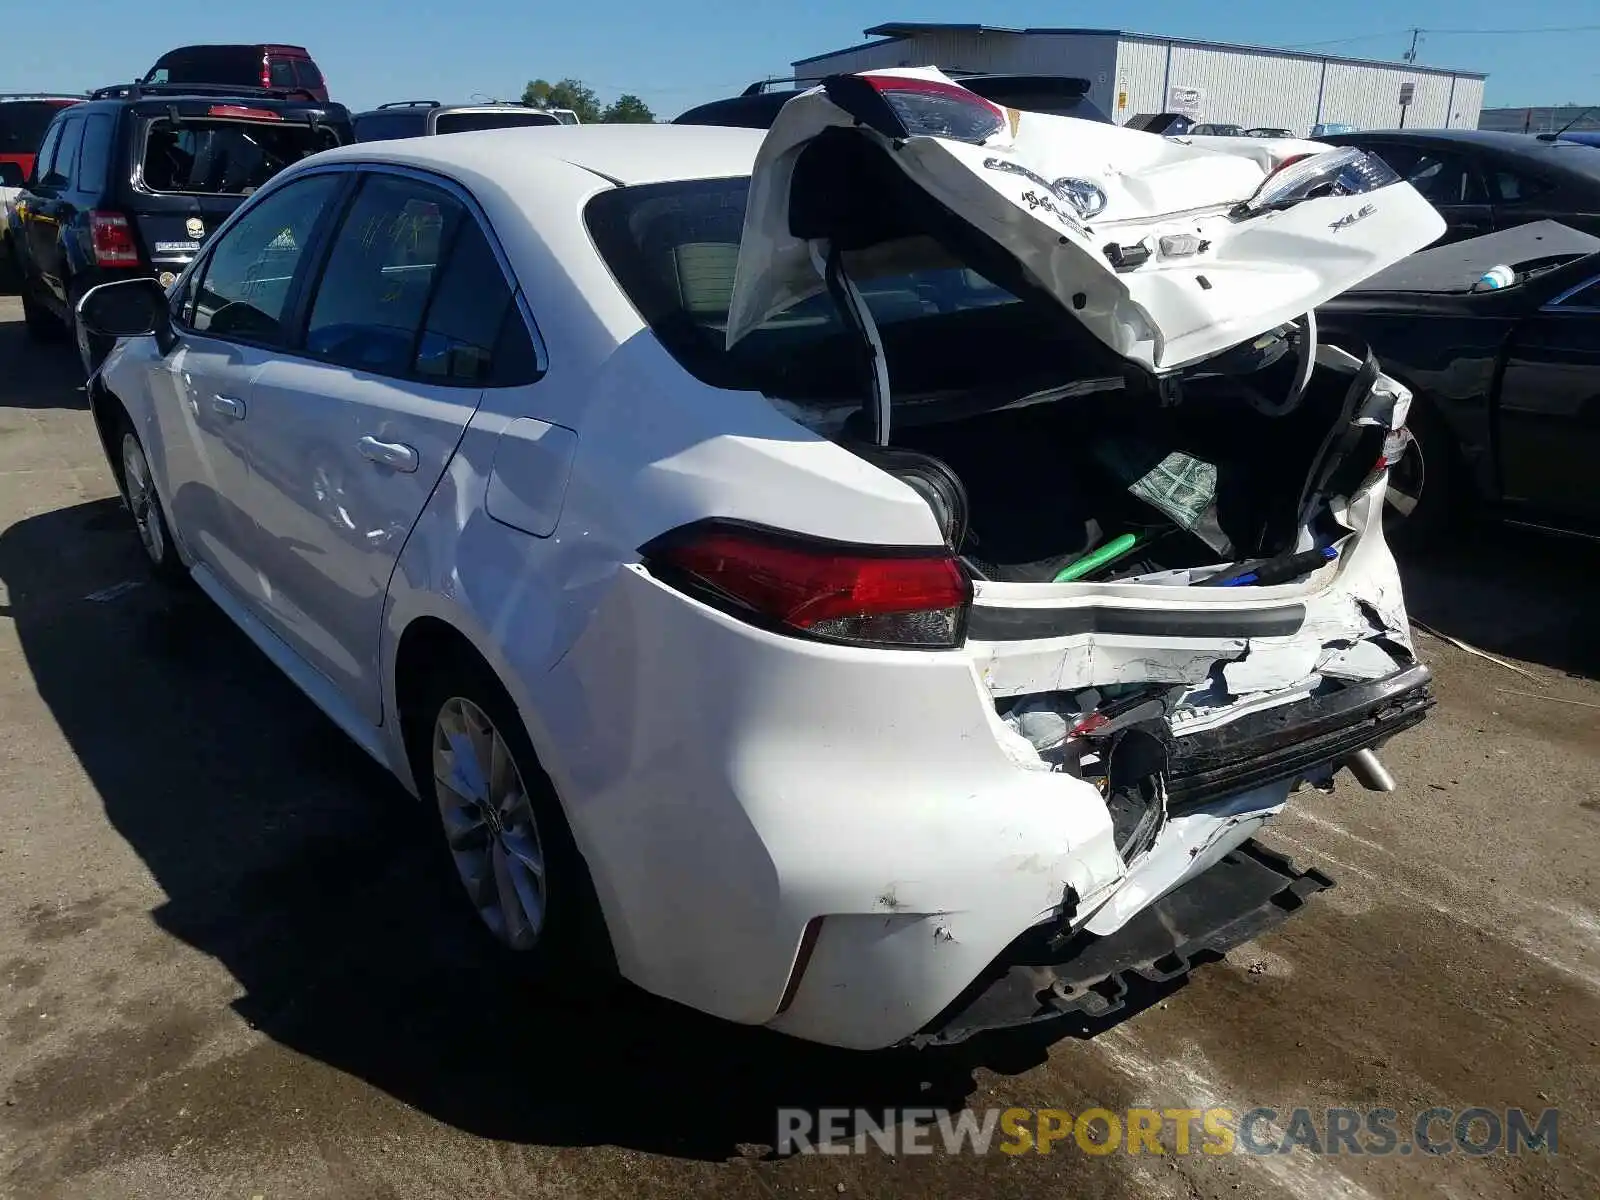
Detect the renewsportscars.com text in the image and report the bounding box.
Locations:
[776,1106,1560,1157]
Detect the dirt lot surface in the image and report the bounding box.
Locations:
[1,295,1597,1199]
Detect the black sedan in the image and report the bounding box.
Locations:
[1319,128,1600,245]
[1317,221,1600,544]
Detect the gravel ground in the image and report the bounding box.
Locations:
[1,296,1596,1199]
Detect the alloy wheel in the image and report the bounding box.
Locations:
[432,696,547,950]
[120,432,166,565]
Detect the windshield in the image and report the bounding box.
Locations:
[585,176,1125,418]
[434,110,560,134]
[140,118,338,195]
[148,47,261,84]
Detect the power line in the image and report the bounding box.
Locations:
[1290,22,1600,50]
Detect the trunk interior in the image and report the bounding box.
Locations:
[864,360,1381,587]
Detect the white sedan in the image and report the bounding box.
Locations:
[79,72,1440,1051]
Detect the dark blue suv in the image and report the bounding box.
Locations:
[6,81,350,367]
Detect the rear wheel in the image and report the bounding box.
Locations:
[20,279,59,342]
[407,657,609,984]
[1383,400,1459,554]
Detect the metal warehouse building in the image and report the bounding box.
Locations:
[793,23,1486,135]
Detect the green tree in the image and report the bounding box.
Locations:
[521,77,602,124]
[601,94,655,124]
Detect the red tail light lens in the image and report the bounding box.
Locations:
[823,72,1006,144]
[89,212,139,267]
[643,522,971,649]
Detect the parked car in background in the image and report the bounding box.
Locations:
[1310,122,1359,138]
[353,100,563,142]
[77,70,1442,1052]
[142,44,329,103]
[1320,128,1600,245]
[1319,221,1600,542]
[675,72,1111,128]
[1246,127,1293,138]
[7,82,349,363]
[1,95,83,183]
[1189,122,1244,136]
[1552,130,1600,149]
[2,96,84,284]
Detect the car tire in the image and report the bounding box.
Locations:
[406,656,612,987]
[113,415,184,580]
[1383,399,1458,554]
[20,279,60,342]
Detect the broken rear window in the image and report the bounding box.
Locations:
[140,118,339,196]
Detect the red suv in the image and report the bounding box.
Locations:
[0,96,83,185]
[141,45,329,102]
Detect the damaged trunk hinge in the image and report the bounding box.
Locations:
[810,238,892,446]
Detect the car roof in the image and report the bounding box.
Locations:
[313,122,763,185]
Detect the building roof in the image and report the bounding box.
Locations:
[796,22,1487,79]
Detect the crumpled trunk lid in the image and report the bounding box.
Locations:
[726,67,1446,373]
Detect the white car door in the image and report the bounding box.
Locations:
[146,172,346,603]
[228,167,537,724]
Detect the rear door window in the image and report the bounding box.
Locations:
[1403,150,1487,204]
[268,60,297,89]
[30,119,65,185]
[189,172,342,343]
[141,117,340,195]
[76,113,114,194]
[353,111,424,142]
[294,60,324,90]
[303,173,464,375]
[41,116,84,187]
[413,219,536,383]
[1490,169,1555,204]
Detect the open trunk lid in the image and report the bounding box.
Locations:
[726,67,1445,374]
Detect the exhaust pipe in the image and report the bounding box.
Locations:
[1345,747,1396,793]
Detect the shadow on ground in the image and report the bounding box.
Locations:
[0,497,1204,1159]
[1398,526,1600,680]
[0,309,85,412]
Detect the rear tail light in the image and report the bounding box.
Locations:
[1236,147,1401,218]
[642,521,971,649]
[823,72,1006,144]
[89,212,139,267]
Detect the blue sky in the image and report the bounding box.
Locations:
[4,0,1597,118]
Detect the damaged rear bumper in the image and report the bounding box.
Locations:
[1167,662,1434,809]
[909,840,1334,1047]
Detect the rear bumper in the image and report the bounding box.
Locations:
[1167,663,1434,809]
[910,840,1334,1046]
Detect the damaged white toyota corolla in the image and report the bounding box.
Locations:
[81,69,1441,1052]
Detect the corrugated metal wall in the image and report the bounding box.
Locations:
[794,32,1484,136]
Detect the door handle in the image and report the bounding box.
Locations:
[212,394,246,419]
[357,435,419,473]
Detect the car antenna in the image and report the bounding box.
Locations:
[1540,106,1595,141]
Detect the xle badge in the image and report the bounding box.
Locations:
[1330,204,1376,232]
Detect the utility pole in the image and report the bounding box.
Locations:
[1403,27,1422,64]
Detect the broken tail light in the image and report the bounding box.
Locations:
[89,212,139,267]
[822,72,1006,144]
[1235,147,1400,218]
[642,520,971,649]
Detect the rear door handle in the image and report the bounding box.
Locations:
[212,394,246,419]
[357,435,419,473]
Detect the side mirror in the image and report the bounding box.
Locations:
[77,276,171,339]
[0,161,23,188]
